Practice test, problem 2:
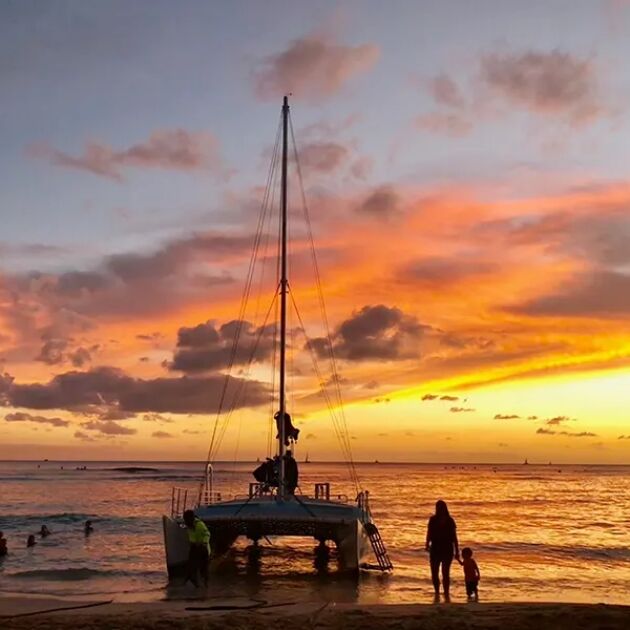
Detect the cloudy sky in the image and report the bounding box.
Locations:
[2,0,630,463]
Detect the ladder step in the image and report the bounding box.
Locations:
[364,523,393,571]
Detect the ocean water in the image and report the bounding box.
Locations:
[0,461,628,605]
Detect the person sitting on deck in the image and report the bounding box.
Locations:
[0,531,7,556]
[183,509,210,587]
[274,411,299,446]
[252,457,279,489]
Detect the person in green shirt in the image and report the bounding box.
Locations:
[183,509,210,587]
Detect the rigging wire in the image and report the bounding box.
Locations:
[205,115,282,466]
[212,288,280,460]
[288,287,360,493]
[288,114,361,491]
[203,105,361,496]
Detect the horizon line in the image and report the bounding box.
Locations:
[0,459,628,466]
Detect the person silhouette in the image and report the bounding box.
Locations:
[425,500,459,602]
[274,411,299,446]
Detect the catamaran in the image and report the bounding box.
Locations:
[163,97,392,577]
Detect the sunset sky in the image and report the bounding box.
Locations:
[2,1,630,463]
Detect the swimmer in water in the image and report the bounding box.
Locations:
[84,520,94,535]
[27,534,37,548]
[39,525,51,538]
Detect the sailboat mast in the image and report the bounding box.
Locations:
[278,95,289,497]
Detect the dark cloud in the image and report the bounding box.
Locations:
[83,420,137,436]
[399,257,497,286]
[480,50,601,125]
[68,346,93,368]
[5,411,69,427]
[74,430,96,442]
[36,338,67,365]
[29,129,228,181]
[142,413,172,423]
[0,232,245,353]
[311,305,425,362]
[428,74,465,108]
[450,406,475,413]
[475,208,630,267]
[545,415,573,425]
[422,394,439,401]
[494,414,520,420]
[4,366,269,415]
[513,271,630,317]
[56,271,111,296]
[356,185,400,218]
[536,427,597,437]
[170,319,275,373]
[103,234,248,283]
[136,332,165,342]
[152,430,173,439]
[528,415,538,420]
[618,435,630,440]
[253,34,379,101]
[0,372,14,391]
[176,322,220,348]
[440,395,459,401]
[417,48,604,138]
[298,141,349,173]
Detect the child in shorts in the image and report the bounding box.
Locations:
[459,547,480,600]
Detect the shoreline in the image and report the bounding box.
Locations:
[1,597,629,629]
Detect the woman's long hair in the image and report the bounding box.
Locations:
[435,500,450,519]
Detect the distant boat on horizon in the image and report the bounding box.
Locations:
[524,458,529,465]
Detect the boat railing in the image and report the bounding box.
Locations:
[357,490,371,521]
[170,486,190,519]
[314,482,330,500]
[197,490,223,507]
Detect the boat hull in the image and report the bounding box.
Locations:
[162,496,371,578]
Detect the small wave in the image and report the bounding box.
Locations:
[0,512,90,525]
[109,467,161,473]
[7,567,165,582]
[9,567,121,581]
[477,541,630,561]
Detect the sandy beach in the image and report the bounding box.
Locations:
[1,597,629,630]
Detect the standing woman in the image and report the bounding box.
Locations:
[425,500,459,601]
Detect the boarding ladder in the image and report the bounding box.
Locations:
[358,491,393,571]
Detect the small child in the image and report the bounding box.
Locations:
[459,547,480,601]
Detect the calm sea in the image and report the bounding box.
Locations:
[0,461,628,605]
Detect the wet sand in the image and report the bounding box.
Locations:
[1,597,629,629]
